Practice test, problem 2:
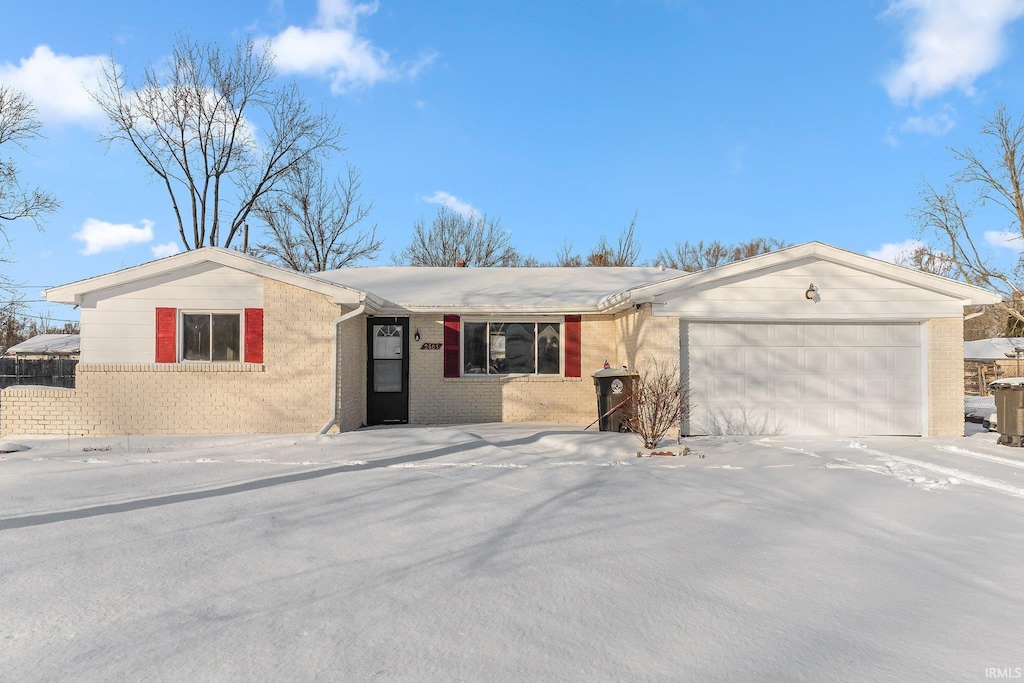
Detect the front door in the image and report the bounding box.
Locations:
[366,317,409,425]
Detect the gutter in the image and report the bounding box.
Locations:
[319,302,366,435]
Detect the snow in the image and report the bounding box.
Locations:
[964,336,1024,361]
[2,424,1024,680]
[3,333,80,356]
[314,266,685,311]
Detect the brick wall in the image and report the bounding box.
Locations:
[407,314,618,425]
[928,316,964,437]
[615,305,680,372]
[336,314,366,431]
[1,279,340,436]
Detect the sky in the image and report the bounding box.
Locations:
[4,0,1024,323]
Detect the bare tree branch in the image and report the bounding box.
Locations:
[0,85,59,232]
[252,161,382,272]
[654,237,787,272]
[394,206,521,266]
[91,34,343,251]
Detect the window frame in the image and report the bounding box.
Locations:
[178,310,245,363]
[460,316,566,377]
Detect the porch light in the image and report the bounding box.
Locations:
[414,329,421,342]
[805,283,818,300]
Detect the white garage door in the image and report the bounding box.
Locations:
[684,323,923,436]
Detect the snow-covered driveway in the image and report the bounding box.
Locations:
[2,425,1023,681]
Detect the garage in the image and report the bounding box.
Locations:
[683,322,923,436]
[615,242,1001,437]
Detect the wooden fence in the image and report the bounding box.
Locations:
[0,358,77,389]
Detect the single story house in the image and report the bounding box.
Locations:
[3,334,80,359]
[0,241,998,437]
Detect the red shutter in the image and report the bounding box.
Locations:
[565,315,581,378]
[245,308,264,364]
[155,308,176,363]
[443,315,460,378]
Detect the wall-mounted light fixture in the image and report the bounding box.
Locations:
[805,283,818,300]
[414,329,421,342]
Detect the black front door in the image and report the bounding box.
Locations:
[366,317,409,425]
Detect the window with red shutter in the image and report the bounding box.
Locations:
[245,308,264,364]
[155,307,177,363]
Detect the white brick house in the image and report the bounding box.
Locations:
[0,242,998,437]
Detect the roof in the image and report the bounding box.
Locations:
[4,334,80,356]
[965,337,1024,361]
[316,266,686,313]
[599,241,1002,310]
[42,241,1002,315]
[44,247,369,307]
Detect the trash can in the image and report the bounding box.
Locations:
[592,368,639,432]
[989,378,1024,446]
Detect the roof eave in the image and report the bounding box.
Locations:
[44,248,367,306]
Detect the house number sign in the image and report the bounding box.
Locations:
[420,342,442,350]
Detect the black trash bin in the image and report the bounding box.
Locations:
[592,368,639,432]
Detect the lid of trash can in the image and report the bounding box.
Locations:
[591,368,639,378]
[989,377,1024,388]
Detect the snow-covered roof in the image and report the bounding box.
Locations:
[44,247,368,307]
[601,242,1002,310]
[4,334,80,356]
[316,267,687,313]
[965,337,1024,361]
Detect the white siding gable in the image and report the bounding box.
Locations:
[656,257,966,321]
[79,262,263,364]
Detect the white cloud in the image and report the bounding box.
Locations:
[73,218,154,255]
[421,191,478,217]
[262,0,436,93]
[0,45,106,125]
[883,0,1024,103]
[868,238,925,263]
[985,230,1024,251]
[900,110,956,136]
[151,242,180,258]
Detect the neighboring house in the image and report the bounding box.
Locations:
[963,336,1024,395]
[3,334,81,359]
[0,242,998,437]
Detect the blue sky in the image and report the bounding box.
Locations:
[4,0,1024,323]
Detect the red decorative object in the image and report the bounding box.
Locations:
[443,315,460,377]
[245,308,264,363]
[565,315,581,377]
[155,307,176,363]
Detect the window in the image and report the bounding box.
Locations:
[463,321,561,375]
[182,313,241,362]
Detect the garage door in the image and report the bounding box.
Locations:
[684,323,922,436]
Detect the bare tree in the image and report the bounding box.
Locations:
[893,244,954,277]
[252,161,381,272]
[0,85,59,230]
[555,240,583,267]
[585,211,643,266]
[622,359,690,449]
[92,34,343,251]
[654,237,787,272]
[913,105,1024,327]
[394,206,521,266]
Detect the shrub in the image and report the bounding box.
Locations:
[623,360,690,449]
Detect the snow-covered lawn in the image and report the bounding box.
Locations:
[2,425,1024,681]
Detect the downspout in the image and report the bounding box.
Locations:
[320,303,366,434]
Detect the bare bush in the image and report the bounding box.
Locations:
[623,360,690,449]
